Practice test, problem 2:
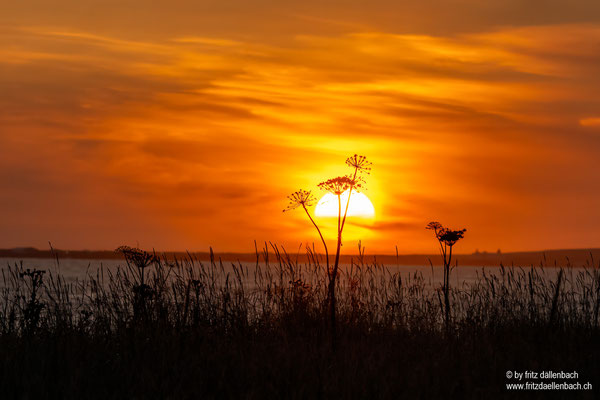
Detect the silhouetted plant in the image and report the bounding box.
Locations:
[318,154,372,345]
[283,154,372,348]
[18,268,46,334]
[283,189,329,272]
[1,245,600,398]
[289,279,312,317]
[116,246,157,321]
[426,222,466,329]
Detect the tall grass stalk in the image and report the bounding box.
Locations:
[1,247,599,398]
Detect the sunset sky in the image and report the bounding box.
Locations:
[2,1,600,254]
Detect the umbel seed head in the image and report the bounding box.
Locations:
[426,222,466,247]
[346,154,372,174]
[283,189,317,212]
[318,176,361,195]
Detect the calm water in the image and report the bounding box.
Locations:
[0,257,582,288]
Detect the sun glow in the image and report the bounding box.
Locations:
[314,190,375,218]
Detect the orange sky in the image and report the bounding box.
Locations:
[1,1,600,254]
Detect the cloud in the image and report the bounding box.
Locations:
[1,21,600,252]
[349,220,421,232]
[580,117,600,127]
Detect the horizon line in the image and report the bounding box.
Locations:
[2,245,600,257]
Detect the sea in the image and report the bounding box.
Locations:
[0,257,582,289]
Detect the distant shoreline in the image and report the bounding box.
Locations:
[1,247,599,267]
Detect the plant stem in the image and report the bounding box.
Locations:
[329,167,359,349]
[302,204,329,272]
[444,244,452,330]
[339,169,358,235]
[329,193,343,349]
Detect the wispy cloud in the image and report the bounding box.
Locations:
[1,21,600,252]
[580,117,600,127]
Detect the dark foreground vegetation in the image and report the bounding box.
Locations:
[1,247,599,399]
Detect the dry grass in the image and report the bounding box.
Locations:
[0,246,599,398]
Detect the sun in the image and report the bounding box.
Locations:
[314,190,375,218]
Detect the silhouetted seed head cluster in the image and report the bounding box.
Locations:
[283,189,317,212]
[346,154,372,175]
[438,229,466,247]
[317,154,371,196]
[426,221,443,232]
[19,268,45,281]
[426,221,466,247]
[116,246,156,269]
[318,176,360,195]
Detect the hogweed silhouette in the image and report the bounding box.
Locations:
[320,155,371,343]
[285,154,372,347]
[19,268,46,334]
[426,221,466,329]
[116,246,158,321]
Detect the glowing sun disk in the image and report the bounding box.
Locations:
[314,190,375,218]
